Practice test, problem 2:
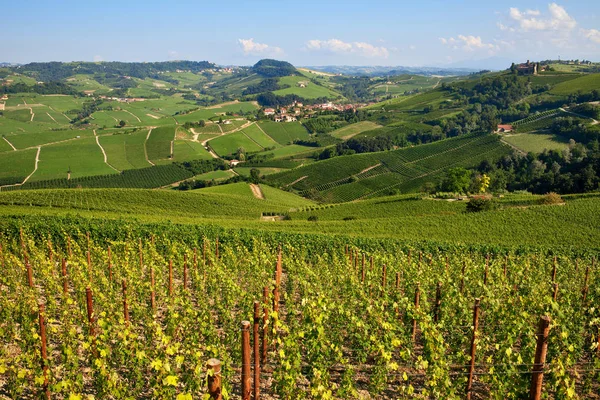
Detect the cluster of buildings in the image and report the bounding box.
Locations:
[97,95,146,103]
[263,101,367,123]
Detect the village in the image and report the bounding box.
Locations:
[262,100,370,122]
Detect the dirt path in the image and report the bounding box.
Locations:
[95,134,120,172]
[358,163,382,174]
[146,113,160,120]
[20,147,41,185]
[0,102,5,111]
[217,124,224,134]
[46,112,58,124]
[249,183,265,200]
[285,175,308,187]
[144,128,156,166]
[30,108,34,122]
[560,107,599,125]
[206,100,239,109]
[3,137,17,151]
[123,109,141,123]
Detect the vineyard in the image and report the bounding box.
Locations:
[1,227,599,399]
[267,134,510,202]
[512,110,564,133]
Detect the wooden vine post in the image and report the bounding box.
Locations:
[460,261,466,293]
[253,301,261,400]
[38,304,50,400]
[86,250,92,284]
[552,283,559,302]
[122,279,130,323]
[412,283,420,343]
[381,264,387,294]
[530,316,551,400]
[215,236,219,259]
[241,320,251,400]
[466,298,481,400]
[61,258,68,294]
[85,287,98,357]
[206,358,222,400]
[262,286,269,364]
[552,256,557,282]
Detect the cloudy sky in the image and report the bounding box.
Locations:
[2,0,599,68]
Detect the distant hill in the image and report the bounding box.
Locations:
[11,61,215,81]
[303,65,478,77]
[252,59,298,77]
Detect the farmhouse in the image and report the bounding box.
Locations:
[496,124,514,133]
[264,108,275,116]
[0,94,8,100]
[516,60,537,75]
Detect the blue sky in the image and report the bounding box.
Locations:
[2,0,599,68]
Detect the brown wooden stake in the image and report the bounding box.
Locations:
[552,256,557,283]
[86,231,90,252]
[433,282,442,323]
[370,256,374,272]
[361,256,366,283]
[168,259,173,297]
[61,259,68,294]
[193,247,198,269]
[381,264,387,294]
[183,254,188,291]
[241,320,251,400]
[85,287,98,357]
[262,287,269,364]
[253,301,261,400]
[552,283,559,302]
[466,298,481,400]
[26,261,34,288]
[395,272,400,290]
[362,253,366,276]
[418,251,422,266]
[38,304,50,400]
[122,279,130,323]
[206,358,222,400]
[107,246,112,282]
[412,283,420,343]
[150,267,156,313]
[19,227,25,251]
[86,251,92,284]
[530,316,551,400]
[407,250,411,267]
[354,253,358,273]
[349,248,353,264]
[151,235,155,246]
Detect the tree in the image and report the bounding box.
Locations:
[119,120,126,127]
[199,120,206,127]
[250,168,260,181]
[440,167,472,193]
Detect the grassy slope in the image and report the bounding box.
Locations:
[0,188,597,249]
[503,133,569,153]
[273,76,342,99]
[99,130,152,170]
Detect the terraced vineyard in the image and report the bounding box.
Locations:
[513,109,564,132]
[267,134,510,202]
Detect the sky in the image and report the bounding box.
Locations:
[2,0,599,69]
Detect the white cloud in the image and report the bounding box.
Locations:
[582,28,600,44]
[238,38,283,56]
[305,39,389,58]
[508,3,576,32]
[440,35,497,52]
[93,55,103,62]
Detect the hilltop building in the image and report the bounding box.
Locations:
[496,124,514,133]
[516,60,538,75]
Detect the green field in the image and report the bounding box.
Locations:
[29,138,117,181]
[6,129,94,149]
[171,140,213,162]
[329,121,382,139]
[235,167,286,177]
[146,126,174,162]
[273,76,342,99]
[208,131,262,156]
[240,123,280,148]
[258,121,310,145]
[191,169,236,181]
[503,133,570,153]
[0,148,38,186]
[99,130,152,170]
[550,74,600,95]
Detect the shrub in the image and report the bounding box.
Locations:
[466,196,497,213]
[540,192,564,205]
[308,215,318,222]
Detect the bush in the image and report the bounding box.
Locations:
[466,196,497,212]
[540,192,564,205]
[308,215,318,222]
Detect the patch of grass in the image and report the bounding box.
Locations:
[273,76,342,99]
[208,132,262,157]
[7,129,95,149]
[99,130,151,170]
[0,148,38,185]
[259,121,310,145]
[4,109,32,122]
[503,133,569,153]
[329,121,382,139]
[241,123,280,148]
[550,74,600,95]
[29,138,118,181]
[146,126,175,162]
[171,140,213,162]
